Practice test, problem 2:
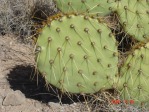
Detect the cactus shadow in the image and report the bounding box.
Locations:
[7,65,84,104]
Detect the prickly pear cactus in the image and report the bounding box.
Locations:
[54,0,113,16]
[113,0,149,42]
[119,43,149,108]
[35,14,118,94]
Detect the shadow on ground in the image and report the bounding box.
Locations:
[7,65,84,104]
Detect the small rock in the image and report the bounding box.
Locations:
[48,102,61,107]
[48,102,61,110]
[42,107,52,112]
[34,101,42,109]
[2,90,26,106]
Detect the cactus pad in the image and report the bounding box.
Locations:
[35,14,118,94]
[54,0,113,16]
[113,0,149,42]
[119,43,149,107]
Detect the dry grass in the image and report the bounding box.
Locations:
[0,0,58,43]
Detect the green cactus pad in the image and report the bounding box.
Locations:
[35,14,118,94]
[113,0,149,42]
[54,0,113,16]
[119,43,149,107]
